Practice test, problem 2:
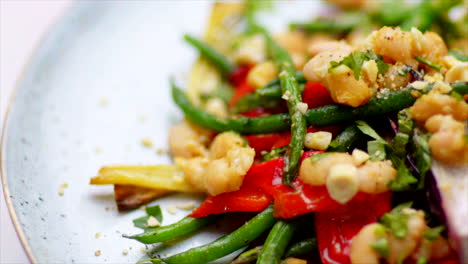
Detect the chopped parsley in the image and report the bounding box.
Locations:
[415,56,441,71]
[370,237,389,257]
[262,146,287,161]
[380,202,413,239]
[411,130,432,189]
[423,226,445,241]
[355,120,418,191]
[133,205,163,230]
[329,51,389,80]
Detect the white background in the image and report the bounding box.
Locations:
[1,1,72,263]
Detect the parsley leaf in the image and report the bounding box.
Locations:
[393,109,414,157]
[356,120,418,190]
[356,120,387,161]
[262,146,287,161]
[370,238,389,257]
[380,202,413,239]
[356,120,384,141]
[329,51,389,80]
[368,140,387,161]
[388,151,418,191]
[412,130,432,189]
[133,205,163,230]
[423,226,445,241]
[307,153,331,163]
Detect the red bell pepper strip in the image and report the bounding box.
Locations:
[242,151,341,219]
[315,191,392,264]
[302,82,334,109]
[190,187,272,218]
[245,133,283,154]
[229,80,255,108]
[229,65,252,87]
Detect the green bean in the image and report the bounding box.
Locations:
[400,1,435,32]
[183,34,235,76]
[173,80,468,134]
[232,72,305,113]
[415,56,441,71]
[260,29,306,185]
[125,215,218,244]
[162,206,276,264]
[232,83,305,114]
[290,21,353,34]
[284,238,317,258]
[290,12,364,34]
[256,220,298,264]
[327,125,362,152]
[231,246,263,264]
[232,97,283,114]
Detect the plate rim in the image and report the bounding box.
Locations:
[0,2,88,263]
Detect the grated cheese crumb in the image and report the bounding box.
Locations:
[122,249,128,256]
[141,138,153,148]
[167,205,178,215]
[95,233,101,239]
[94,147,102,154]
[296,102,308,114]
[146,216,161,227]
[95,250,101,256]
[411,81,428,90]
[58,183,68,196]
[281,90,291,101]
[99,98,109,106]
[176,201,196,210]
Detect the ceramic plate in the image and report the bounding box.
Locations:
[1,1,320,263]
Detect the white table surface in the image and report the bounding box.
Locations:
[1,1,72,263]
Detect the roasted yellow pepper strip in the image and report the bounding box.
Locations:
[90,165,196,192]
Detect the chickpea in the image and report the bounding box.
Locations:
[307,40,352,58]
[303,50,351,83]
[411,236,453,261]
[425,115,467,164]
[358,161,396,194]
[205,98,228,117]
[209,132,246,159]
[326,65,373,107]
[233,34,266,65]
[204,146,254,195]
[247,61,278,89]
[386,212,426,264]
[427,127,468,165]
[445,62,468,82]
[275,31,308,55]
[299,153,354,186]
[326,163,360,204]
[179,132,255,195]
[417,31,447,65]
[350,223,383,264]
[409,91,468,123]
[168,122,210,158]
[371,27,415,65]
[180,157,209,192]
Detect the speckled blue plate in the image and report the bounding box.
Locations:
[1,1,319,263]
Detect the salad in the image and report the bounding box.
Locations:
[90,1,468,263]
